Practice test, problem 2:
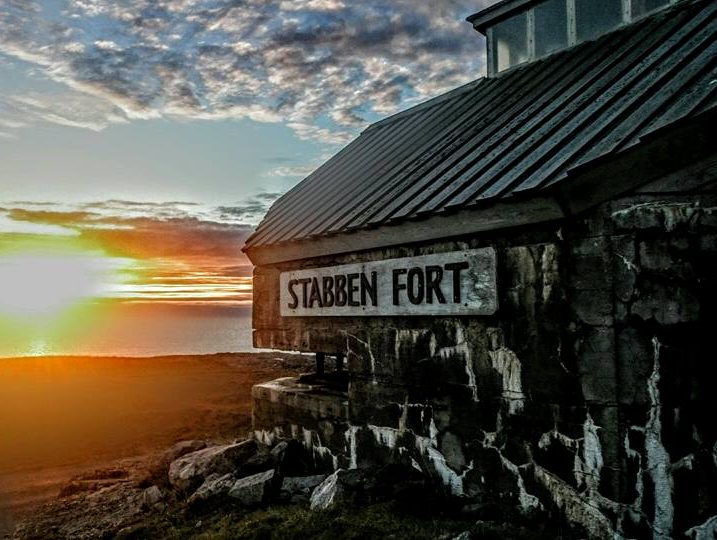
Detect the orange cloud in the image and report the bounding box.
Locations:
[0,201,259,306]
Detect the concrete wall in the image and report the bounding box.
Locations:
[251,185,717,538]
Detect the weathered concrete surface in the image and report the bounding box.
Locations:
[252,377,350,471]
[252,184,717,538]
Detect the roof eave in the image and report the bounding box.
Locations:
[467,0,542,34]
[243,108,717,265]
[243,196,565,264]
[557,106,717,215]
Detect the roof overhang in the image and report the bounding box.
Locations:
[243,108,717,267]
[467,0,542,34]
[244,196,565,266]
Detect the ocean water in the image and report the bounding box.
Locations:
[0,304,257,357]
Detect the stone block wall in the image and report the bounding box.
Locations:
[251,188,717,538]
[252,377,350,472]
[562,193,717,538]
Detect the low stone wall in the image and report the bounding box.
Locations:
[252,189,717,538]
[252,377,350,471]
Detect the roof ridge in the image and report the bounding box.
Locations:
[244,0,716,255]
[361,0,704,136]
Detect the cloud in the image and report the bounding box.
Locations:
[0,0,489,142]
[88,199,200,208]
[0,213,79,236]
[0,198,263,304]
[1,201,256,260]
[266,164,318,178]
[1,91,129,132]
[0,189,289,260]
[217,191,285,222]
[7,208,100,226]
[252,192,284,202]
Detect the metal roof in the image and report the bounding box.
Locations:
[244,0,717,255]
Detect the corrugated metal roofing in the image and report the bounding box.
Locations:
[245,0,717,251]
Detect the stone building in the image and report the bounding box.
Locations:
[243,0,717,537]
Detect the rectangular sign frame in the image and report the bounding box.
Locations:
[279,248,497,317]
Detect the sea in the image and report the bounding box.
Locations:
[0,303,257,358]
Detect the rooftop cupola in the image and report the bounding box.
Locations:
[468,0,680,75]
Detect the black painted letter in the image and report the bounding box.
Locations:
[287,279,299,309]
[425,265,446,304]
[407,267,425,305]
[308,277,323,308]
[361,272,377,306]
[444,262,469,303]
[392,268,407,306]
[322,276,335,307]
[347,273,360,307]
[297,278,312,308]
[335,274,347,306]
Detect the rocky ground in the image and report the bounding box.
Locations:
[0,353,312,538]
[11,436,557,540]
[5,352,562,539]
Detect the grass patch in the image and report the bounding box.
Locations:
[137,502,554,540]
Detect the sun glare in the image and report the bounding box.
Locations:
[0,251,127,318]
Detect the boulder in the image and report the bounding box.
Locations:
[310,466,429,511]
[310,471,346,510]
[146,440,209,485]
[271,439,316,476]
[270,441,289,461]
[188,469,278,507]
[187,473,237,506]
[282,474,327,494]
[280,475,327,503]
[163,440,209,463]
[141,486,164,510]
[168,439,262,494]
[241,443,274,474]
[228,470,276,506]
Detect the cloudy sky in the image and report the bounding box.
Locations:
[0,0,491,306]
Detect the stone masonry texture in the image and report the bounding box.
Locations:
[252,183,717,539]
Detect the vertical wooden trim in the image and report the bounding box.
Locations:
[622,0,632,23]
[486,26,496,77]
[527,8,536,60]
[567,0,577,46]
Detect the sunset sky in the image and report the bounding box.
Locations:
[0,0,490,342]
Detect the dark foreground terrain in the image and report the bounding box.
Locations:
[3,353,560,539]
[0,352,311,537]
[10,437,555,540]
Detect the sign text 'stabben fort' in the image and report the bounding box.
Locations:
[280,248,497,317]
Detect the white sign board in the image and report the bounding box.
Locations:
[280,248,497,317]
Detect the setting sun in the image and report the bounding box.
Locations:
[0,251,127,318]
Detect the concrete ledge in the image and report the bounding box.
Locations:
[252,377,351,470]
[252,377,349,422]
